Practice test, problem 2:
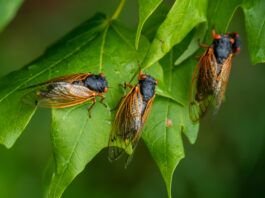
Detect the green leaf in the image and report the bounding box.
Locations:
[0,92,36,147]
[48,105,111,198]
[135,0,163,49]
[141,2,170,41]
[142,0,207,68]
[142,49,199,198]
[0,14,107,148]
[174,23,207,65]
[207,0,241,34]
[0,8,165,193]
[137,2,206,67]
[241,0,265,64]
[0,0,24,32]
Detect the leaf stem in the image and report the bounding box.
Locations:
[111,0,126,20]
[98,26,109,72]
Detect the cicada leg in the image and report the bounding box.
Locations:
[197,39,209,49]
[99,95,107,108]
[199,43,209,49]
[87,98,96,118]
[119,82,133,89]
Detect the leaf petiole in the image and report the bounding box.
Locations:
[111,0,126,20]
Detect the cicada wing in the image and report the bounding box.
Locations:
[125,139,140,168]
[26,82,95,108]
[24,73,92,90]
[189,47,218,122]
[46,73,92,83]
[214,54,233,113]
[124,95,155,167]
[108,85,143,161]
[141,95,155,126]
[189,57,201,122]
[189,95,214,122]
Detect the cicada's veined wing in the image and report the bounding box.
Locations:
[46,73,91,83]
[141,95,155,128]
[108,85,143,161]
[25,73,92,89]
[214,54,233,113]
[27,82,96,108]
[189,47,217,122]
[125,95,155,167]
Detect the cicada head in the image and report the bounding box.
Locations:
[138,72,157,102]
[83,73,108,93]
[211,30,232,64]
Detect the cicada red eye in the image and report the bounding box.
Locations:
[229,32,241,55]
[140,74,147,80]
[214,34,221,40]
[138,70,147,80]
[234,32,239,38]
[99,73,105,77]
[230,38,235,44]
[104,87,108,93]
[212,29,221,40]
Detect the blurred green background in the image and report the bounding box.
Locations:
[0,0,265,198]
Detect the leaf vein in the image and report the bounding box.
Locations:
[99,26,109,72]
[254,16,265,50]
[112,25,135,49]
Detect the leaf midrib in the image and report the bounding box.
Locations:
[112,24,135,49]
[162,50,173,183]
[253,15,265,51]
[99,25,110,72]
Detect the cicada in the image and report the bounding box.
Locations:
[24,73,108,115]
[108,71,157,166]
[189,30,240,122]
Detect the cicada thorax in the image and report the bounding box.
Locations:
[24,73,108,112]
[108,72,157,165]
[211,34,232,91]
[213,32,240,111]
[82,73,108,93]
[138,73,157,114]
[213,34,233,65]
